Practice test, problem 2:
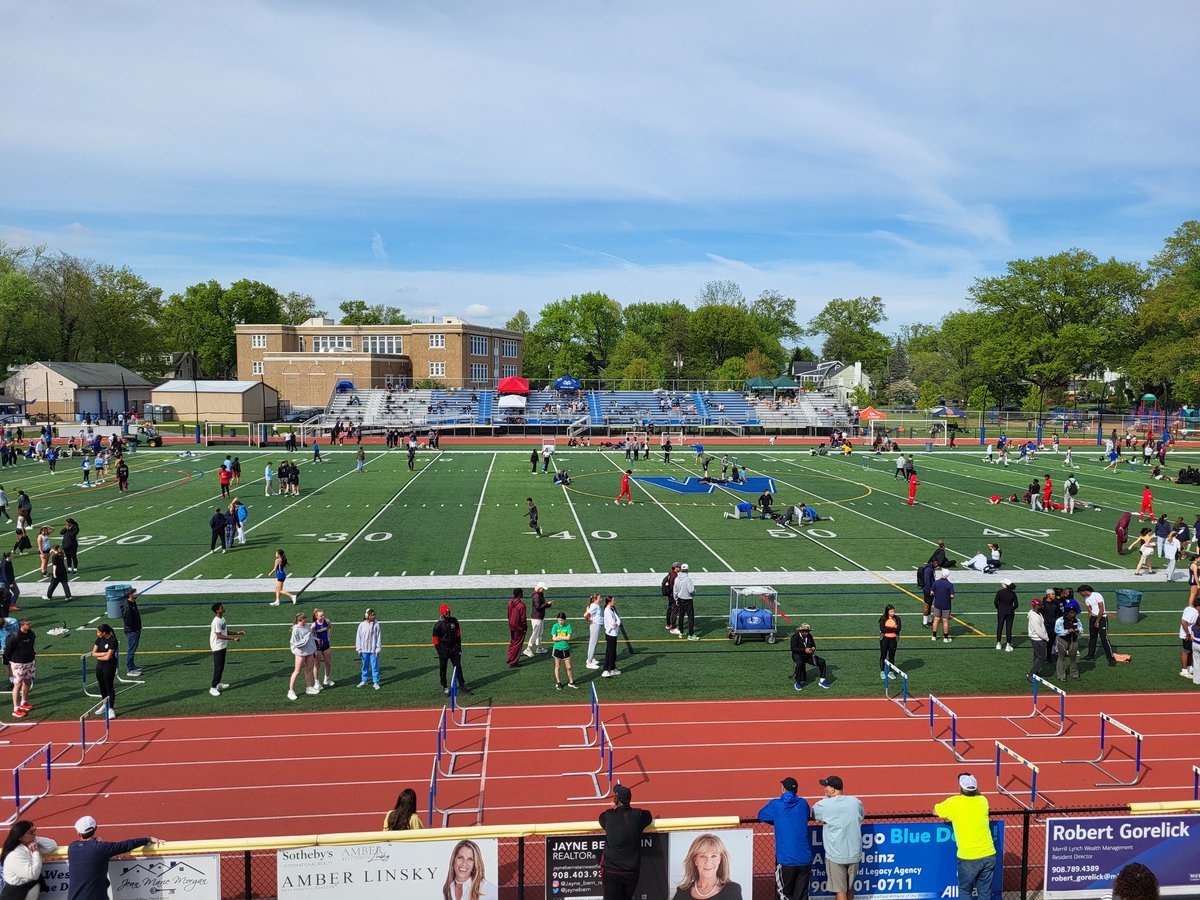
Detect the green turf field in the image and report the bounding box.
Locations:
[6,441,1197,721]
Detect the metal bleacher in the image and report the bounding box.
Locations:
[591,390,704,428]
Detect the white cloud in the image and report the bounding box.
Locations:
[464,304,491,319]
[371,231,387,261]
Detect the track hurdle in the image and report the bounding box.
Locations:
[1065,714,1145,786]
[1005,675,1067,737]
[80,654,144,700]
[428,705,485,827]
[883,660,919,717]
[558,683,600,748]
[435,706,483,780]
[52,699,112,768]
[2,743,52,826]
[567,723,616,802]
[929,694,983,762]
[448,668,489,728]
[995,741,1054,810]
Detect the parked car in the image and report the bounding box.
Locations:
[283,408,319,423]
[0,414,33,427]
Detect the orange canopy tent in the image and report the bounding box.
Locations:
[859,406,888,420]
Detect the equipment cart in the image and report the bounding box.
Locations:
[728,585,779,644]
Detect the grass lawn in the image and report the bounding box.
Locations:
[6,440,1196,722]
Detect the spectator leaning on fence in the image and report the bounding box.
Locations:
[757,776,813,900]
[934,773,996,900]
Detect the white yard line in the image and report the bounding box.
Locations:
[311,451,443,584]
[599,453,733,571]
[554,458,601,574]
[151,454,391,585]
[458,453,496,575]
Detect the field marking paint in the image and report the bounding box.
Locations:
[150,454,393,587]
[311,451,443,586]
[553,458,600,574]
[600,453,733,571]
[459,453,496,575]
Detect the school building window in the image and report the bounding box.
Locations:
[502,339,519,358]
[252,361,264,375]
[362,335,402,354]
[469,363,488,382]
[429,361,446,377]
[502,365,518,378]
[251,334,267,349]
[429,334,446,349]
[313,336,352,353]
[470,335,489,356]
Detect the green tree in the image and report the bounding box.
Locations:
[696,280,744,307]
[619,357,665,389]
[337,299,411,325]
[710,356,750,389]
[282,291,325,324]
[917,380,941,410]
[888,378,918,405]
[886,338,911,385]
[848,384,871,408]
[969,250,1145,409]
[688,304,760,370]
[751,289,801,343]
[524,292,624,380]
[805,296,891,374]
[1127,222,1200,403]
[84,265,165,377]
[744,347,775,378]
[505,310,531,333]
[161,278,288,378]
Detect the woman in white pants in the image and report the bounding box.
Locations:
[584,593,602,669]
[1164,532,1180,581]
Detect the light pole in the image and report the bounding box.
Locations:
[192,351,201,445]
[673,353,683,392]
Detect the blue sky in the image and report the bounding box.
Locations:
[2,1,1196,333]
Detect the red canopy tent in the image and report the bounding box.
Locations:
[496,376,530,394]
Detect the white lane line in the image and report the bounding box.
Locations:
[459,453,496,575]
[311,452,442,584]
[554,458,600,574]
[600,453,733,571]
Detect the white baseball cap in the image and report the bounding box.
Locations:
[680,563,689,571]
[75,815,97,835]
[958,774,978,792]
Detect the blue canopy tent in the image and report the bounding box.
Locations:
[335,381,356,393]
[930,406,965,418]
[553,375,580,392]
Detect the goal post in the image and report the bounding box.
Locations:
[624,431,648,448]
[661,431,685,448]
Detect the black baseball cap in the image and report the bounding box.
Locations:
[781,777,798,793]
[819,775,844,790]
[614,784,632,804]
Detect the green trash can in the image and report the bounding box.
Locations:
[105,584,131,619]
[1115,589,1142,625]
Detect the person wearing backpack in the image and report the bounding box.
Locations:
[662,562,680,632]
[1064,475,1080,515]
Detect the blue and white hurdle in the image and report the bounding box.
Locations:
[995,741,1054,810]
[929,694,984,762]
[1005,675,1067,737]
[882,660,919,717]
[1065,713,1145,786]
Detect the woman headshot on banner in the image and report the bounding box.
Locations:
[672,833,743,900]
[442,839,496,900]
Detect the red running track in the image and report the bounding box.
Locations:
[1,690,1196,846]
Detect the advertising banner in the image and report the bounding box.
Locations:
[810,822,1003,900]
[1044,815,1200,897]
[546,828,752,900]
[277,838,498,899]
[41,854,220,899]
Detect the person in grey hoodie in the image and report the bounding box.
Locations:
[671,564,697,639]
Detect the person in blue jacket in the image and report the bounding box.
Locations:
[757,777,813,900]
[67,815,163,900]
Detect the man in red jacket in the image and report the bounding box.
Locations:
[907,473,919,506]
[507,588,527,668]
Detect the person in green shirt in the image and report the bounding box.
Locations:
[549,612,578,691]
[933,774,996,899]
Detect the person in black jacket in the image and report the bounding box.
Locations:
[121,587,143,677]
[45,546,71,601]
[4,619,36,717]
[1040,589,1062,662]
[61,517,80,573]
[431,604,467,695]
[208,508,227,553]
[67,815,162,900]
[0,551,17,616]
[994,580,1019,652]
[598,784,653,900]
[790,623,829,690]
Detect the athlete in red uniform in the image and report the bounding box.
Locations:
[907,473,919,506]
[615,470,633,505]
[1042,475,1053,511]
[1140,487,1154,522]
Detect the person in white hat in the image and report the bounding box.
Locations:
[671,564,697,639]
[934,774,996,900]
[67,816,163,900]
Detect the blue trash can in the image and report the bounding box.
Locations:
[105,584,131,619]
